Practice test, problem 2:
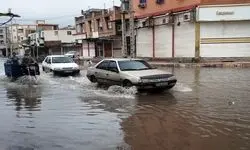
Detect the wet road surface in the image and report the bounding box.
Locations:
[0,58,249,150]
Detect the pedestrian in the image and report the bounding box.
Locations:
[11,52,20,65]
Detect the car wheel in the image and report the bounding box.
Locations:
[123,80,133,88]
[90,75,97,83]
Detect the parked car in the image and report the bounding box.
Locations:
[86,58,177,90]
[42,55,80,75]
[65,51,78,58]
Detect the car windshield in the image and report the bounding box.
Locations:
[66,51,76,54]
[118,60,153,71]
[52,57,74,63]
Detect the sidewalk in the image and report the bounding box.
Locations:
[77,58,250,69]
[149,61,250,68]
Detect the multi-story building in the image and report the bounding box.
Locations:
[7,21,62,56]
[28,29,80,56]
[8,24,37,55]
[0,26,8,56]
[74,6,123,58]
[133,0,250,61]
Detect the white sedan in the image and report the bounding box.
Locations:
[86,58,177,91]
[42,55,80,75]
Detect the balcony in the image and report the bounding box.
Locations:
[73,33,87,40]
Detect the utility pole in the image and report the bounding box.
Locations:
[121,0,128,57]
[129,0,135,58]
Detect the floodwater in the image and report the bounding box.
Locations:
[0,58,249,150]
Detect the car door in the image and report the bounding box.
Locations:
[106,61,120,85]
[95,60,110,84]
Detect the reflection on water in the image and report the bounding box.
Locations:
[6,85,42,112]
[0,58,250,150]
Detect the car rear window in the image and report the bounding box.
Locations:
[52,57,74,63]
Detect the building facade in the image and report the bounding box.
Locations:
[8,24,37,55]
[133,0,250,61]
[0,26,8,56]
[28,29,80,56]
[74,6,122,58]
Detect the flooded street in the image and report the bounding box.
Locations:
[0,58,249,150]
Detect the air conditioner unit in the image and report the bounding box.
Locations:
[138,3,147,8]
[168,15,174,24]
[183,12,194,22]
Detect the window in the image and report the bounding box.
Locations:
[18,29,24,33]
[0,29,3,34]
[52,57,74,63]
[67,31,72,35]
[88,21,93,32]
[108,61,118,72]
[96,60,109,70]
[118,60,153,71]
[105,17,112,30]
[97,19,103,31]
[0,35,3,39]
[156,0,164,4]
[140,0,146,4]
[46,57,51,63]
[0,40,4,44]
[54,31,58,36]
[138,0,147,8]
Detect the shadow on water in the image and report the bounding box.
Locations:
[5,85,42,112]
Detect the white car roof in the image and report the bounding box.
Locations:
[47,55,68,57]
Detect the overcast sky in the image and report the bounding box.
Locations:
[0,0,121,27]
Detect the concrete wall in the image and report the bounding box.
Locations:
[133,0,200,17]
[43,30,76,43]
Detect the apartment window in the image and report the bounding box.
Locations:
[0,29,3,34]
[140,0,146,4]
[0,35,3,39]
[67,31,72,35]
[18,36,20,41]
[54,31,58,35]
[156,0,164,4]
[97,19,103,31]
[18,29,24,33]
[88,21,93,32]
[105,17,112,30]
[0,40,4,44]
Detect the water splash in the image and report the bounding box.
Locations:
[15,76,40,85]
[94,85,137,99]
[171,83,192,92]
